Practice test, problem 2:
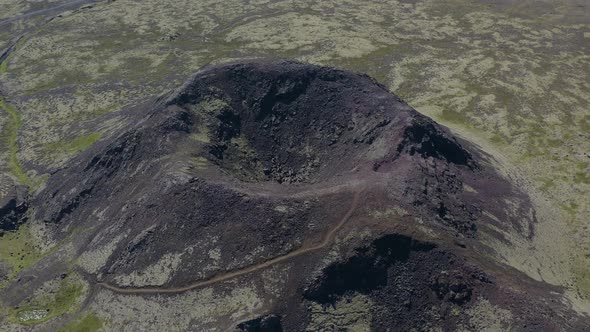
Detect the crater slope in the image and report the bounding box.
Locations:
[1,61,588,331]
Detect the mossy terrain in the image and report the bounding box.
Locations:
[59,313,103,332]
[0,98,34,187]
[307,293,372,331]
[0,223,78,288]
[42,132,102,156]
[9,275,84,325]
[0,58,8,74]
[0,224,43,287]
[1,41,19,74]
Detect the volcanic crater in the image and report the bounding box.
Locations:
[166,61,478,186]
[2,61,588,331]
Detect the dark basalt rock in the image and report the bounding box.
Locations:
[0,183,28,235]
[397,118,476,169]
[304,234,436,304]
[237,315,283,332]
[431,270,473,305]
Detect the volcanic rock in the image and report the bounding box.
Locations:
[3,61,587,331]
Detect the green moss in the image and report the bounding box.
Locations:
[369,207,408,219]
[12,277,84,325]
[580,115,590,133]
[89,32,178,84]
[0,42,19,74]
[440,108,468,124]
[546,138,562,148]
[73,106,120,122]
[572,255,590,298]
[2,28,46,75]
[333,42,415,84]
[490,134,507,145]
[192,98,229,114]
[0,56,8,73]
[0,225,80,288]
[561,202,578,220]
[190,130,210,144]
[0,224,44,286]
[575,162,590,185]
[28,69,93,94]
[539,177,555,192]
[44,133,102,155]
[574,171,590,185]
[188,156,210,170]
[0,98,36,188]
[60,313,103,332]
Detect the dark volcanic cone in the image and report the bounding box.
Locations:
[4,61,588,331]
[35,61,532,242]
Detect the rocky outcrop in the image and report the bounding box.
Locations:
[0,178,28,235]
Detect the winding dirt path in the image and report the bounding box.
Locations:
[97,189,362,294]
